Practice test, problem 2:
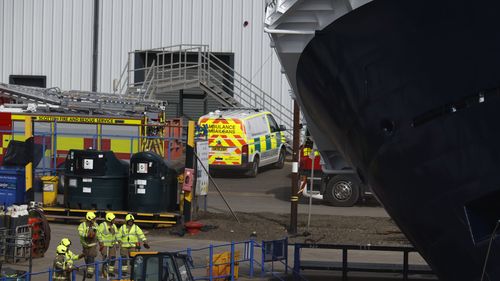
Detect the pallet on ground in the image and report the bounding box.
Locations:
[43,207,180,227]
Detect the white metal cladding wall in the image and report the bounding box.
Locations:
[0,0,292,116]
[98,0,292,114]
[0,0,95,90]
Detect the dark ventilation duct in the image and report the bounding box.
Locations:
[91,0,100,92]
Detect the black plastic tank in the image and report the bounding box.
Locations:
[64,149,128,210]
[128,151,183,213]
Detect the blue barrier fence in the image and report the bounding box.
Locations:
[1,239,292,281]
[171,239,292,281]
[2,256,130,281]
[174,240,255,281]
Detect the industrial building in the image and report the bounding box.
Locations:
[0,0,292,119]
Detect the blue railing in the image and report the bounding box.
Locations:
[1,239,292,281]
[174,240,256,281]
[2,256,131,281]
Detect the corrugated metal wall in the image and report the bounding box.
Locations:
[0,0,292,114]
[0,0,95,90]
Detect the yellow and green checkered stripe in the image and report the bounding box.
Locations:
[251,131,284,153]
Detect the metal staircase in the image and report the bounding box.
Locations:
[0,44,292,128]
[0,83,166,116]
[114,45,293,132]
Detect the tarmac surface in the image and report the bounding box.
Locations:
[4,223,436,281]
[205,162,388,218]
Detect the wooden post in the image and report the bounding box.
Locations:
[290,101,300,234]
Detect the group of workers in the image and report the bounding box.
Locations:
[53,211,149,280]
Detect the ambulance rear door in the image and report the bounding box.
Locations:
[205,118,246,166]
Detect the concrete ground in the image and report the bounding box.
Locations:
[205,162,388,218]
[2,160,433,280]
[3,223,435,281]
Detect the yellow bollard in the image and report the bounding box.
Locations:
[25,116,33,192]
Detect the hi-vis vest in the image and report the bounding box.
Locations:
[117,224,146,248]
[78,222,98,248]
[65,249,79,261]
[97,222,118,247]
[53,254,73,280]
[302,147,320,157]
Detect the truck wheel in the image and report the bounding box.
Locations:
[324,175,360,207]
[273,148,286,169]
[245,156,259,177]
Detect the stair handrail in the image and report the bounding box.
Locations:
[208,53,290,110]
[122,44,292,130]
[114,60,130,96]
[199,52,293,127]
[141,44,209,52]
[198,65,292,127]
[198,68,258,108]
[198,70,252,107]
[139,60,157,100]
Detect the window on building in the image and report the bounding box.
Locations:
[9,75,47,88]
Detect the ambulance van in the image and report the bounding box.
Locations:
[198,109,287,177]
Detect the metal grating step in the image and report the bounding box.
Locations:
[200,82,241,108]
[116,45,292,138]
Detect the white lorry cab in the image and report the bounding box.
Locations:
[197,108,287,177]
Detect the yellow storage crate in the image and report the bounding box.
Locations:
[208,250,240,281]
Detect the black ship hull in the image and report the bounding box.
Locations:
[296,0,500,280]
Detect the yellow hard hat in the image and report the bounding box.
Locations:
[86,211,96,221]
[125,214,135,222]
[105,212,116,222]
[56,245,67,254]
[60,238,71,247]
